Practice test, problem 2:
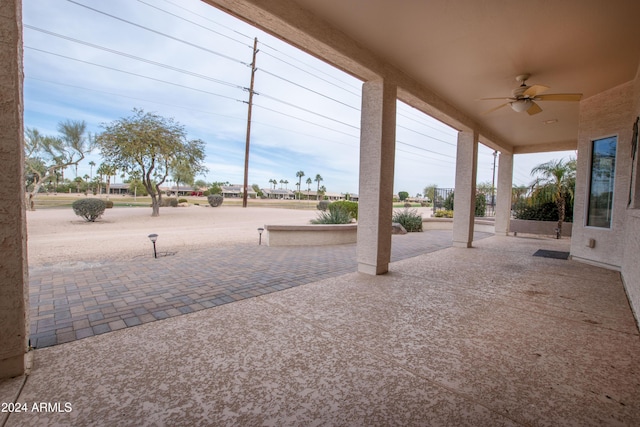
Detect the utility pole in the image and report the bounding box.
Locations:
[242,37,258,208]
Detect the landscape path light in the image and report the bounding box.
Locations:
[258,227,264,245]
[148,233,158,258]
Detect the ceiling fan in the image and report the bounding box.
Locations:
[481,74,582,115]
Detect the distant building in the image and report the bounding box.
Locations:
[221,185,257,199]
[262,188,294,199]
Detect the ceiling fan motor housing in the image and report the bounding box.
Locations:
[512,85,528,98]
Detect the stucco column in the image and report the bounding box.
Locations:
[452,130,478,248]
[495,152,513,235]
[357,79,397,275]
[0,0,28,379]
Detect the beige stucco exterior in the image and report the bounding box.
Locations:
[0,0,28,379]
[265,224,357,246]
[570,66,640,323]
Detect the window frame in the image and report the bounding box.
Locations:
[585,134,618,229]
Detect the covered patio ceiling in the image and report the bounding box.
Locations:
[206,0,640,154]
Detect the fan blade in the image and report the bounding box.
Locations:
[478,97,512,101]
[523,84,550,97]
[535,93,582,102]
[526,101,543,115]
[482,103,509,115]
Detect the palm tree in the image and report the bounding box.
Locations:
[97,162,116,196]
[283,179,288,190]
[279,179,284,189]
[89,160,95,179]
[314,174,323,200]
[296,170,305,200]
[319,185,327,200]
[306,177,312,200]
[530,158,576,238]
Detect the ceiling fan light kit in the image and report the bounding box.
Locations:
[481,74,582,116]
[510,99,532,112]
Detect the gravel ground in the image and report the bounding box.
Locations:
[26,204,319,266]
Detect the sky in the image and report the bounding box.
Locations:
[22,0,575,196]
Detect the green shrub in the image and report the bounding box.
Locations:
[475,193,486,217]
[317,200,331,211]
[105,200,114,209]
[403,202,412,208]
[311,206,353,224]
[178,198,188,204]
[329,200,358,219]
[160,197,178,207]
[434,210,453,218]
[440,192,486,217]
[444,192,455,211]
[207,194,224,207]
[392,208,423,232]
[72,199,106,222]
[513,198,573,222]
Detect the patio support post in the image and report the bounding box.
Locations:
[495,152,513,235]
[0,0,28,379]
[452,129,478,248]
[357,79,397,275]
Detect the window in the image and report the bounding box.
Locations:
[587,136,617,228]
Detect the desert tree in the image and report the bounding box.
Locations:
[97,109,206,217]
[171,156,200,196]
[24,120,92,210]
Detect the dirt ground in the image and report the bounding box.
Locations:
[26,205,319,266]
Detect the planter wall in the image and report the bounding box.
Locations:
[265,224,357,246]
[510,219,572,237]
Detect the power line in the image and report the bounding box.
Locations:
[397,124,457,147]
[25,76,244,120]
[136,0,254,48]
[157,0,254,42]
[395,140,456,161]
[66,0,248,66]
[258,67,360,111]
[147,0,360,97]
[257,92,359,130]
[258,41,362,92]
[24,25,247,90]
[252,104,359,139]
[395,148,456,169]
[25,44,477,166]
[28,7,467,167]
[25,46,245,103]
[259,49,361,97]
[26,25,361,134]
[25,76,362,152]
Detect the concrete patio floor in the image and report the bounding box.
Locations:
[2,235,639,426]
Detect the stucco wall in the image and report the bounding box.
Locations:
[0,0,28,378]
[571,81,634,269]
[620,66,640,325]
[510,219,572,237]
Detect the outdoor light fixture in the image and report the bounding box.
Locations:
[257,227,264,245]
[148,233,158,258]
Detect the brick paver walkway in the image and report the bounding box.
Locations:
[28,230,491,348]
